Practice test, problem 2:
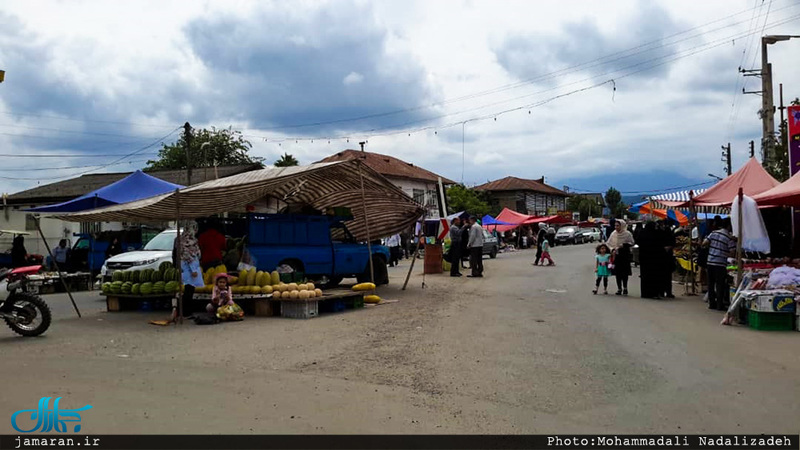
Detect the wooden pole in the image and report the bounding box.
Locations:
[175,189,183,324]
[688,191,697,295]
[402,228,423,290]
[35,217,81,318]
[356,161,375,284]
[736,187,744,286]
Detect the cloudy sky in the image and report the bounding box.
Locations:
[1,0,799,198]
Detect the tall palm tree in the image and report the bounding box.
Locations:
[274,153,299,167]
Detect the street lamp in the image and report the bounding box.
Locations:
[708,173,723,181]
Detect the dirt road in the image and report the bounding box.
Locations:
[2,244,798,434]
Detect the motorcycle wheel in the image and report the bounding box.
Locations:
[4,293,52,337]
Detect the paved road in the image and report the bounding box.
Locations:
[1,243,798,434]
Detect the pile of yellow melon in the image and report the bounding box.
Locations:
[274,282,323,300]
[352,282,381,304]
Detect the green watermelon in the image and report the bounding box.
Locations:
[112,271,123,282]
[165,281,179,294]
[121,282,132,294]
[101,282,112,294]
[140,269,151,282]
[130,270,140,283]
[151,270,162,282]
[152,281,165,294]
[159,261,173,273]
[131,283,141,295]
[140,282,154,295]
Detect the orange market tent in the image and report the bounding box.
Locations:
[752,169,800,207]
[668,158,779,208]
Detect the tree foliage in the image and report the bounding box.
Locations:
[146,127,261,171]
[274,153,299,167]
[567,195,602,221]
[605,187,627,218]
[446,184,490,217]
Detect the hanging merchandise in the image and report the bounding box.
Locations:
[731,195,770,254]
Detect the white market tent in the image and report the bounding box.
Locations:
[51,160,424,241]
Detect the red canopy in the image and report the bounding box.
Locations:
[753,169,800,207]
[682,158,779,207]
[491,208,571,232]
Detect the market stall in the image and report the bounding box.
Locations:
[51,161,424,321]
[724,265,799,331]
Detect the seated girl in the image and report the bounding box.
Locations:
[208,273,234,314]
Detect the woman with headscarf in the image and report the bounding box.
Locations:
[11,235,28,268]
[637,221,663,299]
[607,219,635,295]
[173,221,205,316]
[659,220,676,299]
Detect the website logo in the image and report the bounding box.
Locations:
[11,397,92,433]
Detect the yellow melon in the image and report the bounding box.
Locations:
[314,288,322,298]
[364,294,381,304]
[352,282,376,291]
[288,283,298,291]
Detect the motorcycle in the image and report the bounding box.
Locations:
[0,265,52,337]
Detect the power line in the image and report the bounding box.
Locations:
[0,158,152,172]
[568,181,716,195]
[0,152,159,158]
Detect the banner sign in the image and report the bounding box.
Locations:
[789,105,800,176]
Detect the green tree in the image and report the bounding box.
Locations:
[446,184,490,217]
[146,127,261,171]
[274,153,299,167]
[567,195,602,221]
[765,97,800,182]
[605,187,625,218]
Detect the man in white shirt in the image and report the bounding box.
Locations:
[386,233,402,267]
[467,216,484,277]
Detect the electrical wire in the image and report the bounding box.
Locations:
[568,181,716,195]
[0,158,152,172]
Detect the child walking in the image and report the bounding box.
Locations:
[540,237,555,266]
[594,243,611,294]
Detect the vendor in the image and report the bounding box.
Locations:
[198,221,227,271]
[11,235,28,268]
[53,239,69,270]
[105,237,123,260]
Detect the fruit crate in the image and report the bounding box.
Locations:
[319,299,346,314]
[747,309,795,331]
[280,300,319,319]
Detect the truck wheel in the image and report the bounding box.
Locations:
[357,256,389,285]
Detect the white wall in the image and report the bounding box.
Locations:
[0,205,121,256]
[388,177,442,219]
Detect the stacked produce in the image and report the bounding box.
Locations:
[352,282,381,303]
[101,262,180,296]
[274,282,322,300]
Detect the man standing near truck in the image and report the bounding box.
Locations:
[386,233,401,267]
[467,216,484,278]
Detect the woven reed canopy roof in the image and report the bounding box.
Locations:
[50,160,424,241]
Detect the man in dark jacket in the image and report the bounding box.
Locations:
[449,218,462,277]
[460,220,471,269]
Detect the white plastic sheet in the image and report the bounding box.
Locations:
[731,195,770,253]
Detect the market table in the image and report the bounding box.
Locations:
[28,272,93,294]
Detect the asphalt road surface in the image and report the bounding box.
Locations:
[1,243,798,434]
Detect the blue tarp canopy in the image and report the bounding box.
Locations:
[481,214,513,226]
[27,170,184,213]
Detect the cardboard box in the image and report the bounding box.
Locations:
[742,290,795,313]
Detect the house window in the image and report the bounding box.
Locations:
[412,189,425,205]
[25,214,37,231]
[425,190,438,207]
[80,222,101,235]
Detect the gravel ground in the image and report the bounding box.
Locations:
[1,244,798,434]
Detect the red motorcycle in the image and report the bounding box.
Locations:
[0,265,52,337]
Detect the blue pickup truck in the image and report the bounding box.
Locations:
[247,214,390,287]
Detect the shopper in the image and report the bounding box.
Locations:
[449,217,462,277]
[105,237,123,260]
[386,233,402,267]
[637,221,662,299]
[607,219,634,296]
[659,220,676,299]
[11,235,28,268]
[400,231,409,259]
[53,239,69,270]
[460,219,471,270]
[594,243,611,295]
[467,216,484,278]
[540,237,554,266]
[534,223,547,265]
[197,221,227,271]
[703,217,736,310]
[174,221,204,317]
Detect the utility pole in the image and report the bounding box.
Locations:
[358,141,366,152]
[183,122,193,186]
[749,140,755,158]
[722,143,732,176]
[757,36,800,166]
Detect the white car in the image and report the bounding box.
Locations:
[101,230,177,280]
[578,227,602,243]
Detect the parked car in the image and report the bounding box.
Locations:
[577,227,601,243]
[482,229,499,258]
[247,214,391,287]
[100,229,176,281]
[555,226,581,245]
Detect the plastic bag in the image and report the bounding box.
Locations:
[216,303,244,321]
[276,264,295,274]
[731,195,770,254]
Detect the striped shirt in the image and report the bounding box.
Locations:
[706,229,736,267]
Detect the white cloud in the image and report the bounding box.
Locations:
[343,71,365,86]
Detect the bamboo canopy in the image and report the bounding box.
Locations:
[51,161,424,241]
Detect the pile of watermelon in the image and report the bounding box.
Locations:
[102,261,181,296]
